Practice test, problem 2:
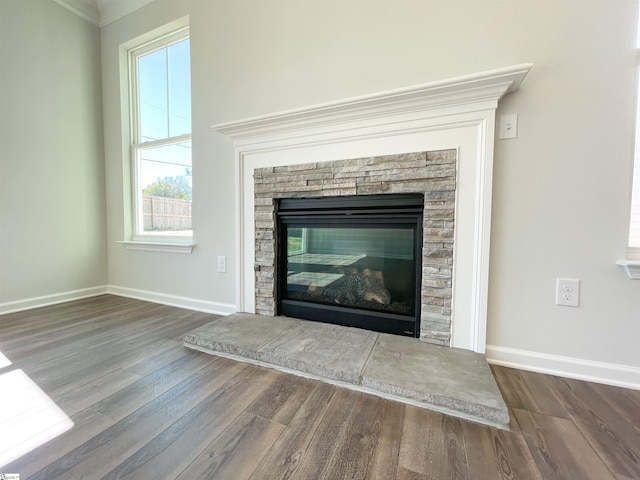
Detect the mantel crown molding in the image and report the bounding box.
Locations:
[212,64,532,143]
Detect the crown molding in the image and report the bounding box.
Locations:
[213,63,533,143]
[97,0,156,27]
[53,0,100,26]
[53,0,156,27]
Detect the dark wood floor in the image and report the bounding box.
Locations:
[0,295,639,479]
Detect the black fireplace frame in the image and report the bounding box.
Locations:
[276,193,424,337]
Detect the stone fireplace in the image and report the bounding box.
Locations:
[254,150,456,345]
[213,64,532,353]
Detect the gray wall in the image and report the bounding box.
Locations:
[0,0,107,307]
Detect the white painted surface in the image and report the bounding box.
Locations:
[487,345,640,391]
[107,285,236,315]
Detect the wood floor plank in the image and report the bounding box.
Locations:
[491,366,569,419]
[51,367,143,417]
[0,296,135,338]
[99,368,279,479]
[49,343,218,418]
[399,406,470,479]
[90,353,233,422]
[366,398,406,480]
[248,382,337,479]
[462,421,542,480]
[27,362,256,480]
[4,407,113,478]
[174,412,285,480]
[395,466,434,480]
[322,395,405,480]
[27,320,201,392]
[245,371,318,426]
[121,342,197,377]
[513,407,617,480]
[0,297,162,354]
[284,388,361,479]
[552,376,640,478]
[4,353,234,478]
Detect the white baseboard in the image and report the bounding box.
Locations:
[486,344,640,391]
[0,286,109,315]
[107,285,237,316]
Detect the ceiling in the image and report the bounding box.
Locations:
[54,0,156,27]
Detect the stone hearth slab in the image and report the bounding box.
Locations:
[182,313,298,358]
[361,333,509,425]
[258,321,377,383]
[183,313,510,429]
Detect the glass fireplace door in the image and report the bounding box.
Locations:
[283,226,416,316]
[276,194,423,337]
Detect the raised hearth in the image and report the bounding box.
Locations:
[184,312,510,428]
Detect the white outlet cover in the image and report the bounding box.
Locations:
[556,278,580,307]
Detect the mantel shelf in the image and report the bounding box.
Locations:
[212,64,533,143]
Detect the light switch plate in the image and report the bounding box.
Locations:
[217,255,227,273]
[499,113,518,139]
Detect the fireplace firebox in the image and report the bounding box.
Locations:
[276,194,423,337]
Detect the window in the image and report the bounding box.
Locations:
[631,27,640,253]
[129,27,192,242]
[618,12,640,277]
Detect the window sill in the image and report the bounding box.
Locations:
[118,240,194,254]
[617,259,640,279]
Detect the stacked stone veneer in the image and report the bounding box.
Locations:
[253,150,456,346]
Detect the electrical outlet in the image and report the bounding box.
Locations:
[556,278,580,307]
[217,255,227,273]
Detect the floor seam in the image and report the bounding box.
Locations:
[359,332,381,385]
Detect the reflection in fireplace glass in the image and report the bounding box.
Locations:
[284,226,416,316]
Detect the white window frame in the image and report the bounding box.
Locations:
[618,27,640,278]
[120,21,194,252]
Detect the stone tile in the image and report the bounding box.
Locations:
[362,333,509,425]
[183,313,298,359]
[257,321,377,383]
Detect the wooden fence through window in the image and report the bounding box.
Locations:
[143,196,192,230]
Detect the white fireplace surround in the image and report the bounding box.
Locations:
[213,64,532,354]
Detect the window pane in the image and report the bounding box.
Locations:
[168,39,191,137]
[138,142,192,235]
[630,65,640,248]
[138,48,168,142]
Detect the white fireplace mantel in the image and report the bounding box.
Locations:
[213,63,532,353]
